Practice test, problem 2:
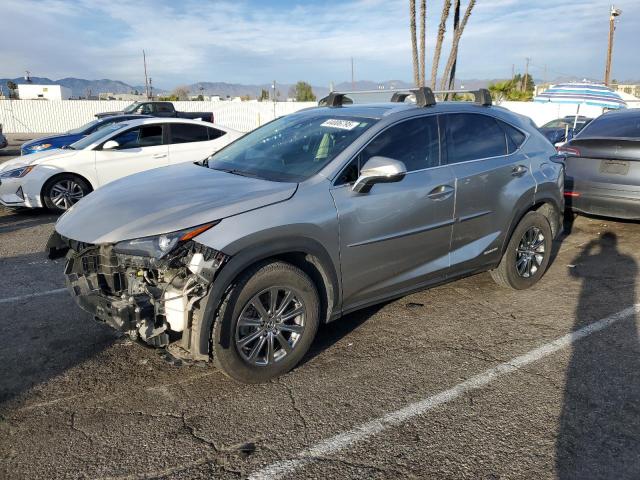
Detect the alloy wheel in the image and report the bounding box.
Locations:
[49,179,85,210]
[516,226,546,278]
[235,286,306,367]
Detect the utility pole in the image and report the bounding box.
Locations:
[521,57,530,92]
[143,50,150,99]
[604,6,622,86]
[511,64,515,83]
[149,78,153,99]
[351,57,355,90]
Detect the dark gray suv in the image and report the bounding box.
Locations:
[49,88,564,383]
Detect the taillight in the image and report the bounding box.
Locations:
[564,191,580,198]
[557,145,581,157]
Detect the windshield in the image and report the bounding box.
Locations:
[123,103,141,114]
[208,113,377,182]
[68,119,100,135]
[68,123,129,150]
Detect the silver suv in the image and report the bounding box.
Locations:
[49,89,564,383]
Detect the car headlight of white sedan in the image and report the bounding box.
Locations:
[0,165,34,179]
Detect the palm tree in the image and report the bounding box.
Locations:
[409,0,420,87]
[430,0,452,89]
[419,0,426,87]
[439,0,476,92]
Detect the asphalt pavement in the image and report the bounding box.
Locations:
[1,187,640,479]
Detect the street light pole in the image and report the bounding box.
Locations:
[604,6,622,86]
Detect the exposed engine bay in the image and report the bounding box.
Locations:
[48,232,228,357]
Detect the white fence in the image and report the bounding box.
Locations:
[0,100,317,134]
[2,99,635,134]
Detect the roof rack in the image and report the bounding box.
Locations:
[323,87,492,108]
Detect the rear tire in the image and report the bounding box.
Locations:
[211,261,320,383]
[491,211,553,290]
[42,174,92,212]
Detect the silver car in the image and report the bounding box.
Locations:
[49,89,564,383]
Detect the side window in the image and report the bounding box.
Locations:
[337,116,440,184]
[136,104,153,114]
[445,113,507,164]
[170,124,210,144]
[110,125,163,149]
[156,103,174,113]
[207,127,227,140]
[498,121,527,153]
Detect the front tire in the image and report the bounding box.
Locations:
[211,261,320,383]
[42,174,92,212]
[491,211,553,290]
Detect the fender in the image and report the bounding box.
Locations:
[194,236,341,358]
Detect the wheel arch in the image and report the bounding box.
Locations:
[500,196,562,257]
[194,237,341,358]
[40,171,95,206]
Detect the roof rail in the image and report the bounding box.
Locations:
[432,88,493,106]
[322,87,492,107]
[326,87,436,108]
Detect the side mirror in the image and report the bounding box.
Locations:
[102,140,120,150]
[353,156,407,193]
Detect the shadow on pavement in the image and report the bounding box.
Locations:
[302,303,386,366]
[0,207,57,234]
[556,232,640,479]
[0,252,117,407]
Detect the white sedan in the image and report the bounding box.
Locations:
[0,118,242,211]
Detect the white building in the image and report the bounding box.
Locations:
[17,84,72,100]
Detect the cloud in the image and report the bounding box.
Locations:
[1,0,638,87]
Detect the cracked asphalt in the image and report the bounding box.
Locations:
[1,149,640,478]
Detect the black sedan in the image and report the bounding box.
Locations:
[539,116,592,145]
[559,109,640,219]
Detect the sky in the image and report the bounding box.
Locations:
[2,0,639,89]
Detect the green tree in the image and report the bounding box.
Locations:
[259,89,269,101]
[294,81,316,102]
[488,74,535,102]
[7,80,18,99]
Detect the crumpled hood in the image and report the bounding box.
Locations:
[55,162,298,244]
[0,149,77,171]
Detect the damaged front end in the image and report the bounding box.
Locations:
[48,227,228,358]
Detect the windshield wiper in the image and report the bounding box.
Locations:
[213,167,261,179]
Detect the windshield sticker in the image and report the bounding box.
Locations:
[321,119,361,130]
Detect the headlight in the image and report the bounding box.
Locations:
[113,223,217,258]
[0,165,34,179]
[30,143,52,151]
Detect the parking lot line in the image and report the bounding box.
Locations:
[249,303,640,480]
[0,288,67,304]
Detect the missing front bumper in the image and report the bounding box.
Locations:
[59,235,228,351]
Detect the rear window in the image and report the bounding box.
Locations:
[500,121,526,153]
[577,113,640,139]
[171,123,209,143]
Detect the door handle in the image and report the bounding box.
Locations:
[511,165,528,177]
[427,185,454,200]
[152,153,167,159]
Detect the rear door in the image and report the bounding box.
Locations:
[167,123,229,164]
[331,115,456,310]
[443,112,535,274]
[94,124,168,186]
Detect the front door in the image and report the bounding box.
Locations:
[94,124,168,186]
[330,115,456,310]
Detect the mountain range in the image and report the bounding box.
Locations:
[2,76,637,100]
[0,76,502,100]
